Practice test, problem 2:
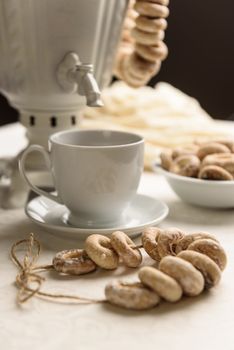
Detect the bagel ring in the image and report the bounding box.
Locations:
[134,2,169,18]
[159,256,205,296]
[157,227,185,258]
[85,234,119,270]
[135,42,168,62]
[160,150,173,171]
[135,16,168,33]
[202,153,234,176]
[171,145,199,160]
[142,227,162,262]
[188,238,227,271]
[105,281,160,310]
[139,266,183,302]
[120,61,151,87]
[178,250,221,288]
[110,231,142,268]
[197,142,231,160]
[198,165,233,181]
[170,155,201,177]
[53,249,96,275]
[131,27,165,46]
[201,139,234,152]
[120,53,153,87]
[175,231,219,254]
[127,52,161,79]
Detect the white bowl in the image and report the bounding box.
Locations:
[153,164,234,208]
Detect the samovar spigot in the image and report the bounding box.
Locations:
[74,64,103,107]
[57,52,103,107]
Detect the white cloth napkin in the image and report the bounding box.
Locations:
[82,82,234,169]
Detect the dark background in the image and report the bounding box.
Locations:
[152,0,234,119]
[1,0,234,126]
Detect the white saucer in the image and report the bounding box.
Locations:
[25,194,169,239]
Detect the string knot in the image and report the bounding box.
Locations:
[11,233,43,303]
[10,233,105,305]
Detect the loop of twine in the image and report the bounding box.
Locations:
[10,233,105,305]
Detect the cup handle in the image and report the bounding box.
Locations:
[19,145,63,204]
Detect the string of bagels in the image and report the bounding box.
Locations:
[114,0,169,87]
[11,228,227,310]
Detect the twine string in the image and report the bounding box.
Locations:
[11,233,44,303]
[10,233,105,305]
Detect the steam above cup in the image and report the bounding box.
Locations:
[19,129,144,227]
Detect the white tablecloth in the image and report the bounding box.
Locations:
[0,123,234,350]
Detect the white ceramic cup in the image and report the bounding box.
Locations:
[19,129,144,227]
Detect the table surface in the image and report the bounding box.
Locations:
[0,123,234,350]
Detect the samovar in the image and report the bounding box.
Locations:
[0,0,128,207]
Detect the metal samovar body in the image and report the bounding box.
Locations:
[0,0,128,207]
